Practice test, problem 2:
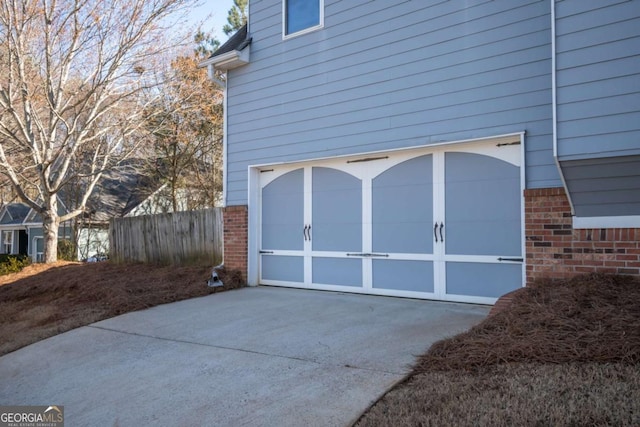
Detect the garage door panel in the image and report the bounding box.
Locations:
[373,155,433,254]
[446,220,522,256]
[262,256,304,283]
[312,257,362,287]
[373,260,434,293]
[373,222,433,254]
[446,262,522,298]
[262,169,304,251]
[312,167,362,252]
[445,153,521,256]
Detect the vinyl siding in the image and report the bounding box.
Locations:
[555,0,640,160]
[562,156,640,217]
[225,0,559,205]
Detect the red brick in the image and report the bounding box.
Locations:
[603,261,626,268]
[615,242,638,248]
[223,205,248,281]
[525,188,640,282]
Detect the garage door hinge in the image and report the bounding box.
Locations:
[346,156,389,164]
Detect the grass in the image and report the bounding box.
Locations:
[355,274,640,426]
[0,261,244,356]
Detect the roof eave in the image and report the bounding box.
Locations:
[198,46,250,72]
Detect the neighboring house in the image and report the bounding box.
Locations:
[0,168,167,262]
[0,202,72,262]
[0,203,30,256]
[201,0,640,304]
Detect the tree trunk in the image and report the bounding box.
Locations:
[171,177,178,212]
[42,197,60,263]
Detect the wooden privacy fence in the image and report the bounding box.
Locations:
[109,208,223,265]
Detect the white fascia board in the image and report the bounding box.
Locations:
[573,215,640,229]
[198,49,250,72]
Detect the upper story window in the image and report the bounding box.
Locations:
[284,0,323,38]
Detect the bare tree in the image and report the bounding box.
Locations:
[0,0,198,262]
[144,45,224,212]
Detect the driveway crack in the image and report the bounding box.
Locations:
[86,325,402,374]
[87,325,320,364]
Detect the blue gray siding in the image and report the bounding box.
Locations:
[555,1,640,217]
[225,0,559,205]
[561,155,640,217]
[555,0,640,160]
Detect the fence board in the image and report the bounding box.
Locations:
[109,208,223,265]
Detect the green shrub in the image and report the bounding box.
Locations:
[0,254,31,276]
[57,239,76,261]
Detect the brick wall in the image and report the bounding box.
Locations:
[525,188,640,283]
[222,205,248,281]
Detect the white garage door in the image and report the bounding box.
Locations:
[256,137,524,304]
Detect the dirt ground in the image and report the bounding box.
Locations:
[0,261,244,356]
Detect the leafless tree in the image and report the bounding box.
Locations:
[0,0,198,262]
[144,35,223,212]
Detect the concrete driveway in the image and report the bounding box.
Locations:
[0,287,488,426]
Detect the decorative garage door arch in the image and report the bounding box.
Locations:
[251,134,524,304]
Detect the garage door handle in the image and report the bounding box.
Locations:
[434,222,439,242]
[369,253,389,258]
[497,257,523,262]
[439,222,444,242]
[346,253,389,258]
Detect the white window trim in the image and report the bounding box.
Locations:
[573,215,640,229]
[2,230,13,254]
[282,0,324,40]
[32,236,44,263]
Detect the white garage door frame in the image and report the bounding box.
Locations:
[247,132,526,304]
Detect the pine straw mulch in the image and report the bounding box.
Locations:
[356,274,640,426]
[417,273,640,371]
[0,261,245,357]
